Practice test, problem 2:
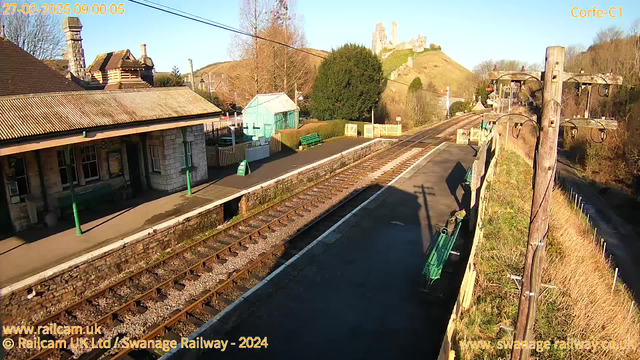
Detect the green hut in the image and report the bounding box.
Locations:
[242,93,299,138]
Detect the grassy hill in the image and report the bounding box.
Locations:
[194,48,329,78]
[382,50,477,99]
[379,50,478,122]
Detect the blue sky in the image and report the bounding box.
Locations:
[35,0,640,72]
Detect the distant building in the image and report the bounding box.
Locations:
[243,93,299,138]
[86,48,154,90]
[61,17,154,90]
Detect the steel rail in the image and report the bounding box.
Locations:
[21,114,478,360]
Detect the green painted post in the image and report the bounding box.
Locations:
[64,147,82,235]
[181,128,192,196]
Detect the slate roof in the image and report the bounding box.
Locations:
[0,37,83,96]
[0,87,221,141]
[87,49,145,72]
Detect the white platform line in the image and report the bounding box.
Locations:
[160,142,446,360]
[1,138,388,297]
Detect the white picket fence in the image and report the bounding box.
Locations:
[363,124,402,138]
[345,124,358,137]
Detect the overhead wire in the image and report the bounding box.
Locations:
[128,0,446,97]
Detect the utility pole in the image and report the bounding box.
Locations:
[446,86,450,118]
[511,46,564,360]
[371,106,375,124]
[294,82,300,128]
[188,58,195,90]
[486,55,623,360]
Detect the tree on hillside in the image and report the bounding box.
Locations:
[408,77,423,92]
[405,76,440,128]
[594,26,624,44]
[310,44,385,120]
[154,66,185,87]
[229,0,313,103]
[0,0,64,59]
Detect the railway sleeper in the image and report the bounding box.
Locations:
[214,296,234,309]
[185,314,205,328]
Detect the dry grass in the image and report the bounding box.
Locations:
[454,149,640,360]
[547,192,640,359]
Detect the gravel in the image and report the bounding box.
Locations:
[35,144,426,360]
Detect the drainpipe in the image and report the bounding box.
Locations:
[181,128,192,196]
[34,150,48,212]
[141,133,151,190]
[64,146,82,235]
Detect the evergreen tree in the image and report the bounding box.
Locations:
[154,66,185,87]
[310,44,385,120]
[408,77,423,92]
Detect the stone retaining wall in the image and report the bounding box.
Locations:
[238,139,391,214]
[1,139,391,325]
[1,204,223,325]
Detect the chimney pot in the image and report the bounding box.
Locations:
[140,44,147,57]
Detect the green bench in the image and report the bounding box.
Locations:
[57,183,117,218]
[463,166,473,188]
[421,214,463,291]
[300,133,323,147]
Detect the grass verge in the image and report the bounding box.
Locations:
[454,150,640,360]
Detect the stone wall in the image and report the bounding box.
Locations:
[0,138,389,325]
[145,125,208,192]
[0,203,224,325]
[239,140,390,214]
[2,137,138,231]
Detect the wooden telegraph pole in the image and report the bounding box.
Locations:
[511,46,564,360]
[486,48,623,360]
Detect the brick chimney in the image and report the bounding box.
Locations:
[140,44,147,57]
[62,17,87,81]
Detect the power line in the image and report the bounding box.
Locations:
[128,0,445,96]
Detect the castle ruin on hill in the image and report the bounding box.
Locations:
[371,21,426,56]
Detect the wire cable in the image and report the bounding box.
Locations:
[128,0,446,97]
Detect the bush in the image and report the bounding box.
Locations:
[311,44,385,120]
[277,120,365,149]
[449,101,471,115]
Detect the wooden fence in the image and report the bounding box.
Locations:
[203,119,244,140]
[345,124,358,137]
[438,130,499,360]
[206,134,283,168]
[364,124,402,138]
[269,133,282,154]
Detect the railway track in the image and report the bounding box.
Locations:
[8,114,479,360]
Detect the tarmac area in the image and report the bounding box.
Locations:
[174,144,477,360]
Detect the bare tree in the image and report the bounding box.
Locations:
[229,0,313,104]
[0,0,64,59]
[564,44,585,71]
[229,0,269,101]
[630,18,640,36]
[593,26,624,44]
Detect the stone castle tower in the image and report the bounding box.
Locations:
[390,21,398,46]
[371,21,426,56]
[62,17,87,81]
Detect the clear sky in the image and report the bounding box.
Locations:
[30,0,640,72]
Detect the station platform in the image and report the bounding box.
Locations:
[186,143,477,360]
[0,137,371,289]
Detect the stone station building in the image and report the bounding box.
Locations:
[0,88,221,234]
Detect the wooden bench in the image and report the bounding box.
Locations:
[300,133,323,147]
[57,183,117,218]
[421,215,463,291]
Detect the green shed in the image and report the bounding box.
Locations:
[242,93,299,138]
